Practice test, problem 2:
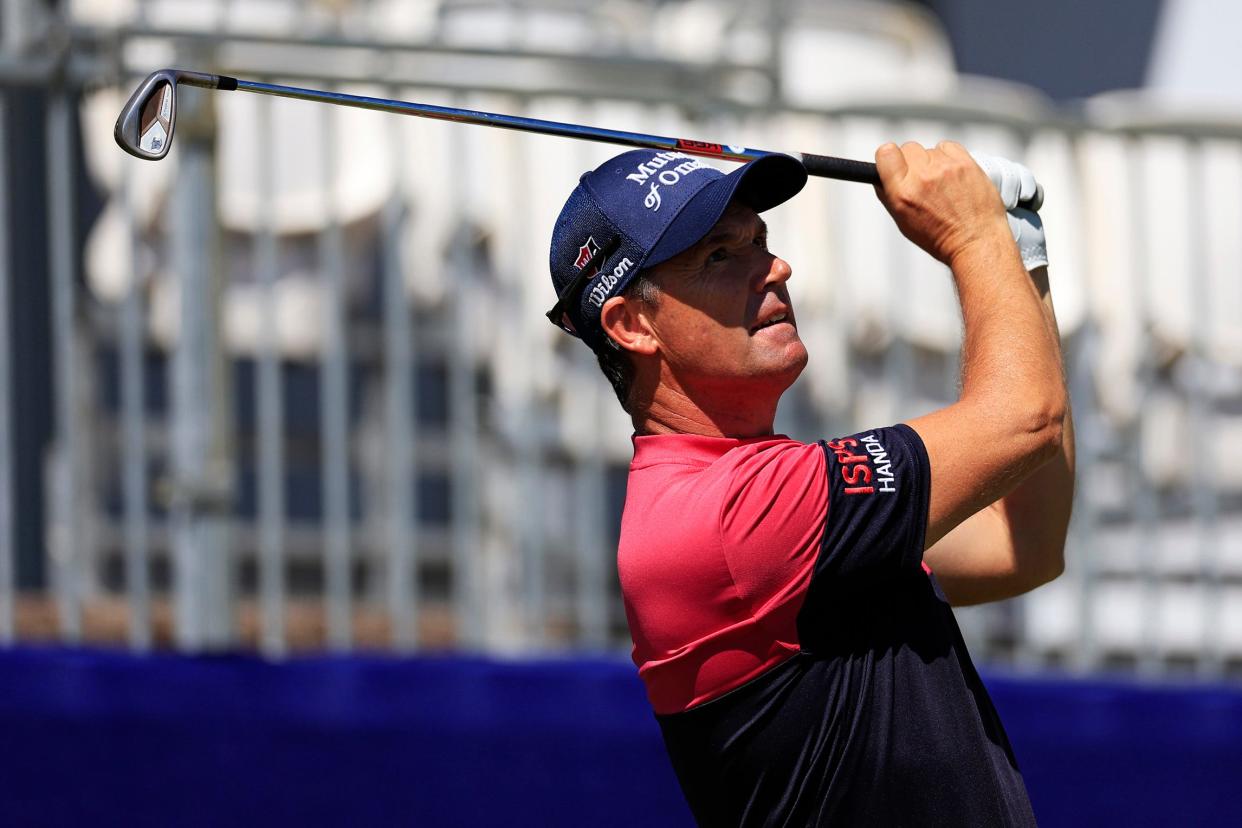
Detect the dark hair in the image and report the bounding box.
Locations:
[595,274,661,413]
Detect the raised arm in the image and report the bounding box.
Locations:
[871,142,1069,589]
[923,266,1075,604]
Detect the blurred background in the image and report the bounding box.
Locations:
[0,0,1240,825]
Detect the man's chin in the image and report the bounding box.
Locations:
[779,348,809,389]
[777,339,810,378]
[752,344,808,395]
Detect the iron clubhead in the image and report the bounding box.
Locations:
[114,70,179,160]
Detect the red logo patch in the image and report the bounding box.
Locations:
[575,236,600,271]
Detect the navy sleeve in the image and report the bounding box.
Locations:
[812,423,931,581]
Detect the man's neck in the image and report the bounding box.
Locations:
[634,384,780,438]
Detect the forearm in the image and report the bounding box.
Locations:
[988,267,1076,584]
[953,249,1067,429]
[912,241,1069,543]
[929,422,1074,605]
[927,267,1075,604]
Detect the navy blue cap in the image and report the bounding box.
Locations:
[548,149,807,352]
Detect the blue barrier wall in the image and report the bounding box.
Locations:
[1,647,1240,827]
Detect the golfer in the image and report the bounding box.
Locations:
[546,142,1074,826]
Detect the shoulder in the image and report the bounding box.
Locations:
[620,435,826,575]
[723,436,825,480]
[715,437,828,540]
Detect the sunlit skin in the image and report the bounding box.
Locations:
[599,201,807,438]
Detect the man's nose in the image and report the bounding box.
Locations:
[756,255,793,291]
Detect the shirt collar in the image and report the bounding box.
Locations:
[630,431,788,469]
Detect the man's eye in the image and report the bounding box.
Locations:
[707,248,728,263]
[754,235,768,250]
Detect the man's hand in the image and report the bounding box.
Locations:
[969,152,1041,212]
[872,141,1013,267]
[971,152,1048,271]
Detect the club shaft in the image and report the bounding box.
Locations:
[179,73,882,185]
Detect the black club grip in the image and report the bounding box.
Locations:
[799,152,1044,211]
[799,153,881,186]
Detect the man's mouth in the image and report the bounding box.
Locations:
[751,312,792,333]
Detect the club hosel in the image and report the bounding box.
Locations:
[173,70,236,91]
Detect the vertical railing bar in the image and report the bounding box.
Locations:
[1185,139,1222,677]
[168,103,200,651]
[202,168,228,649]
[201,78,233,649]
[1125,134,1161,675]
[448,92,482,649]
[119,159,152,651]
[319,99,352,650]
[256,94,287,657]
[521,446,546,645]
[382,89,418,650]
[169,82,230,651]
[518,424,544,647]
[0,95,13,643]
[47,88,81,643]
[514,98,545,648]
[573,358,608,649]
[1068,324,1100,671]
[1069,132,1102,673]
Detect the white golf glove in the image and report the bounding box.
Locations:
[971,152,1048,271]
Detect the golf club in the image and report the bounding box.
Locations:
[113,69,1044,211]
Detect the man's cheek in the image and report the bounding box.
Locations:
[683,310,726,342]
[685,322,719,355]
[660,318,710,361]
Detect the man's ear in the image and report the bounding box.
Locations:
[600,294,658,356]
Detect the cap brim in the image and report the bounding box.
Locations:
[644,153,808,269]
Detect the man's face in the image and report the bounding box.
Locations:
[642,201,808,395]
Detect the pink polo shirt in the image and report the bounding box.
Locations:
[618,427,927,715]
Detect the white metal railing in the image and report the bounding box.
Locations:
[0,1,1240,678]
